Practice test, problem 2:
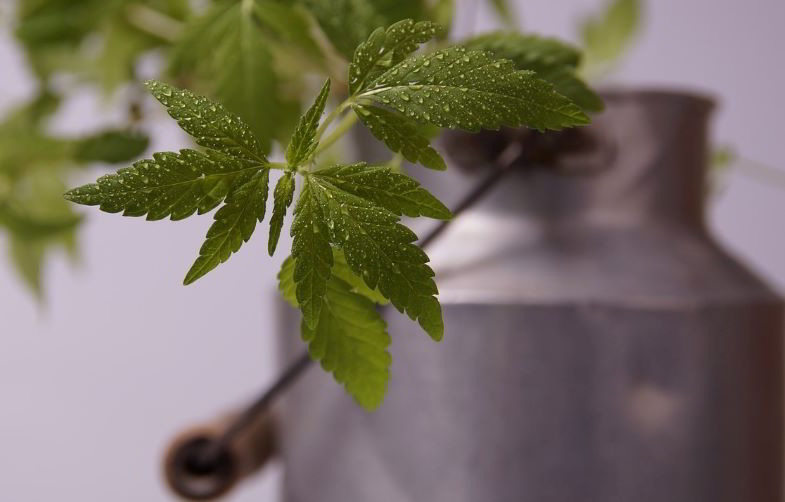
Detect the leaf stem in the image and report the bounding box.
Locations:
[124,4,184,43]
[314,99,352,141]
[267,162,288,171]
[313,112,358,158]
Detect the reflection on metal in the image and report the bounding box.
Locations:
[276,90,784,502]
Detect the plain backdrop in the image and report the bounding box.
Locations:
[1,0,784,500]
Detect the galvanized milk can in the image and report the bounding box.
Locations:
[274,90,784,502]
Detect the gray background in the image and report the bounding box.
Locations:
[1,0,784,500]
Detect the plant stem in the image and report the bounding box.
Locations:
[313,112,358,157]
[314,99,352,141]
[125,4,183,43]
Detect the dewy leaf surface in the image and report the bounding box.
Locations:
[169,2,298,152]
[268,172,295,256]
[359,47,589,132]
[330,248,389,305]
[64,149,265,221]
[302,275,391,410]
[353,104,446,170]
[313,163,451,219]
[145,80,267,163]
[307,171,443,340]
[279,254,391,410]
[185,169,270,284]
[463,32,581,72]
[291,178,334,328]
[463,33,603,113]
[286,79,331,168]
[349,19,441,94]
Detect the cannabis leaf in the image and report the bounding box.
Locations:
[579,0,642,78]
[352,104,446,170]
[300,0,430,59]
[168,1,299,151]
[268,173,295,256]
[66,81,276,284]
[74,131,150,164]
[64,149,262,220]
[463,32,581,74]
[487,0,517,28]
[356,46,589,132]
[291,179,333,328]
[301,170,444,340]
[145,80,267,163]
[463,33,603,113]
[279,255,391,410]
[312,163,451,219]
[286,80,331,168]
[331,247,389,304]
[185,170,270,284]
[349,19,441,95]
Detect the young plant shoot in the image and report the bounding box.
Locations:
[66,19,594,410]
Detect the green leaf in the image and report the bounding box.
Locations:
[487,0,517,28]
[353,104,446,170]
[331,247,389,304]
[145,80,267,163]
[306,172,443,340]
[279,252,391,410]
[278,249,388,306]
[349,19,441,95]
[532,66,604,114]
[218,3,293,149]
[268,172,296,256]
[64,149,265,220]
[277,255,299,306]
[712,145,737,171]
[286,79,331,168]
[9,235,47,298]
[74,130,149,164]
[313,163,451,219]
[0,202,82,240]
[464,32,606,114]
[252,0,325,65]
[185,169,270,284]
[167,2,299,152]
[300,0,430,59]
[291,178,334,328]
[358,47,589,132]
[463,32,581,73]
[579,0,642,78]
[302,275,391,410]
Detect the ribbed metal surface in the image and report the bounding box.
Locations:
[275,90,784,502]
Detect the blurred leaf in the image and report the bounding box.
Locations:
[9,235,47,297]
[16,0,190,87]
[0,92,150,296]
[712,145,738,171]
[74,130,149,164]
[487,0,517,28]
[299,0,431,59]
[169,1,302,151]
[579,0,642,79]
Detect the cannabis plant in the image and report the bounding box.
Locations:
[7,0,639,409]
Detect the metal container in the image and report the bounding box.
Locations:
[275,90,784,502]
